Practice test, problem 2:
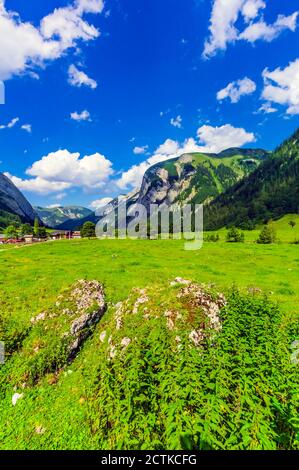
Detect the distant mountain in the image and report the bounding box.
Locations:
[0,173,40,229]
[59,148,268,231]
[55,213,97,230]
[35,206,93,228]
[135,148,268,210]
[56,191,140,230]
[204,130,299,229]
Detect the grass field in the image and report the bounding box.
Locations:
[0,215,298,449]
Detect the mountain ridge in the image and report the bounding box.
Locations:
[0,172,40,227]
[35,205,93,228]
[57,147,269,229]
[204,129,299,229]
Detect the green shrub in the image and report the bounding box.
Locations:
[226,227,245,243]
[206,233,220,242]
[90,287,298,450]
[257,224,277,244]
[81,222,96,238]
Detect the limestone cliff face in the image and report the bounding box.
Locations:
[135,148,268,210]
[0,172,39,223]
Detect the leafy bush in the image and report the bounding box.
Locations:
[81,221,96,238]
[4,225,18,239]
[257,224,277,244]
[20,223,34,236]
[226,227,245,243]
[206,233,220,242]
[89,286,298,450]
[0,272,297,450]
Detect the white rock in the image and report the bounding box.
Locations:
[121,337,131,348]
[189,330,204,347]
[170,277,191,286]
[12,393,23,406]
[100,331,107,343]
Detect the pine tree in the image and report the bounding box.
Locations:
[257,224,277,244]
[226,227,245,243]
[34,218,39,236]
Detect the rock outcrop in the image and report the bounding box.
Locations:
[13,280,106,387]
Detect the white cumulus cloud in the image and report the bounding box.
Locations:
[68,64,98,89]
[21,124,32,133]
[217,77,256,103]
[133,145,149,155]
[7,149,114,195]
[5,173,71,195]
[0,0,104,80]
[117,124,256,190]
[197,124,256,152]
[170,115,183,128]
[203,0,298,58]
[90,197,113,210]
[0,117,19,130]
[70,110,91,121]
[240,12,298,42]
[257,102,277,114]
[261,58,299,115]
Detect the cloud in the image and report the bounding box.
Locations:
[133,145,149,155]
[117,161,150,190]
[117,124,256,189]
[5,173,71,195]
[0,117,19,130]
[242,0,266,22]
[170,115,183,128]
[68,64,97,89]
[160,109,171,117]
[90,197,113,210]
[240,12,298,42]
[21,124,32,133]
[203,0,298,58]
[7,149,114,195]
[54,192,67,201]
[257,102,277,114]
[197,124,256,152]
[70,110,91,121]
[0,0,104,80]
[0,118,32,132]
[217,77,256,103]
[261,58,299,115]
[47,204,62,209]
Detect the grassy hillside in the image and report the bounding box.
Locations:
[213,214,299,244]
[139,149,268,209]
[0,210,21,231]
[0,215,298,450]
[205,129,299,230]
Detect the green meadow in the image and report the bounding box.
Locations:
[0,214,298,450]
[1,214,298,315]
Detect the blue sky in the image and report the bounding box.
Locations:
[0,0,299,209]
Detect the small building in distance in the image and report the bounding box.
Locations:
[23,234,34,244]
[72,231,81,239]
[50,231,71,240]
